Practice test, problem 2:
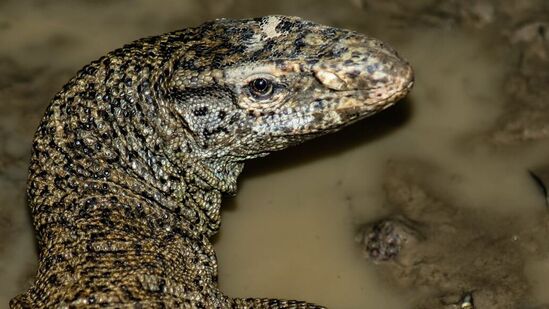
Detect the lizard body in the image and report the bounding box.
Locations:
[11,16,413,308]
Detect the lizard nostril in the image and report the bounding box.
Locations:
[314,70,346,91]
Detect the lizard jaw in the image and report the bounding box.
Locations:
[295,62,414,134]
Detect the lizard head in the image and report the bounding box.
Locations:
[167,15,413,161]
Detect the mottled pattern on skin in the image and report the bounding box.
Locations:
[11,16,413,308]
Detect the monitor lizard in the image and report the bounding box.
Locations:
[10,15,413,308]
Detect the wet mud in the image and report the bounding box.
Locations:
[1,0,549,308]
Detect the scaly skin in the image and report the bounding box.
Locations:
[11,16,413,308]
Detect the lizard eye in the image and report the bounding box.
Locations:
[248,78,274,100]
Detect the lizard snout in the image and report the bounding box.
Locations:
[312,39,414,101]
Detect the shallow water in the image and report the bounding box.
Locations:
[1,0,548,308]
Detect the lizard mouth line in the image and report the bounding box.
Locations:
[277,78,414,137]
[316,78,414,107]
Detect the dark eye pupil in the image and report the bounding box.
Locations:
[250,78,272,96]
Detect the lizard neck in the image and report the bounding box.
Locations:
[25,55,244,307]
[24,34,256,306]
[29,52,243,252]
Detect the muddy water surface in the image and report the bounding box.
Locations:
[1,1,548,308]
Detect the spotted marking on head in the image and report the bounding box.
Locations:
[261,16,283,38]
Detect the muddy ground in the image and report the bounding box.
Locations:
[1,0,549,308]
